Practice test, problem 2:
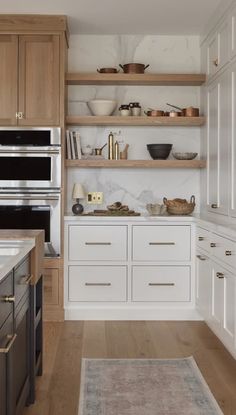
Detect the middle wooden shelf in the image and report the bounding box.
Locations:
[66,115,205,126]
[65,159,206,168]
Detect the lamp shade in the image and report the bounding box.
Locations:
[72,183,85,199]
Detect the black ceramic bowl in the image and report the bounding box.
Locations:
[147,144,172,160]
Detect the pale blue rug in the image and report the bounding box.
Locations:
[79,357,223,415]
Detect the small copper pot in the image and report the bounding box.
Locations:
[97,67,119,73]
[144,109,164,117]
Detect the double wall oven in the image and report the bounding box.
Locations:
[0,128,61,256]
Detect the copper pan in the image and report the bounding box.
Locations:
[119,63,150,73]
[166,103,199,117]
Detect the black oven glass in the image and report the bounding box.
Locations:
[0,157,51,180]
[0,130,51,146]
[0,206,50,241]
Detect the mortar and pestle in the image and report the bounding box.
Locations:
[120,144,129,159]
[94,143,107,156]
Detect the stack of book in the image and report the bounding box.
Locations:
[66,130,82,159]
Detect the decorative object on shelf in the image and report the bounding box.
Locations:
[82,144,93,156]
[146,203,166,215]
[120,144,129,159]
[114,141,120,160]
[144,109,165,117]
[72,183,86,215]
[166,103,200,117]
[163,195,195,215]
[119,104,131,116]
[87,99,117,116]
[119,63,150,73]
[172,152,198,160]
[129,102,141,116]
[169,110,181,117]
[97,67,119,73]
[66,130,82,160]
[147,144,172,159]
[108,131,114,159]
[94,143,107,156]
[79,201,141,216]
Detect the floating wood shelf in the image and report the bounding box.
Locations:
[66,72,206,86]
[66,115,205,127]
[65,159,206,169]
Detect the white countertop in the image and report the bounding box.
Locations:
[0,239,35,283]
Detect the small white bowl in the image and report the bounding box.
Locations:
[172,152,198,160]
[88,100,117,116]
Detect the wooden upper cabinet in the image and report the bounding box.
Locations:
[0,34,60,126]
[18,35,60,126]
[0,35,18,126]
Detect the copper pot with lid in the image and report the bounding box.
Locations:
[119,63,150,73]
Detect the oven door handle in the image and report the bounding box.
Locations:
[0,149,60,154]
[0,195,60,200]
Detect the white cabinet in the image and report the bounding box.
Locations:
[196,252,212,322]
[132,225,190,261]
[230,5,236,58]
[211,261,235,349]
[207,20,229,78]
[196,227,211,253]
[207,69,230,215]
[229,60,236,217]
[64,219,195,320]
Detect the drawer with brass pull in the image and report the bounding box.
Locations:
[210,233,236,269]
[14,255,30,306]
[132,225,190,261]
[0,271,14,329]
[68,265,127,302]
[132,266,190,302]
[68,225,127,261]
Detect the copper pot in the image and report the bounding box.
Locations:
[119,63,150,73]
[144,109,164,117]
[166,103,199,117]
[97,67,119,73]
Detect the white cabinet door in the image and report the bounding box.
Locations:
[230,5,236,58]
[207,33,218,77]
[196,252,212,322]
[229,60,236,217]
[207,20,229,78]
[207,70,229,215]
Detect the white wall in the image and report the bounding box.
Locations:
[66,35,201,214]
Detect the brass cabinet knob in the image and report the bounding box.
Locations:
[198,236,204,241]
[225,250,232,256]
[216,272,224,279]
[213,58,219,67]
[211,203,218,208]
[210,243,216,247]
[3,295,15,303]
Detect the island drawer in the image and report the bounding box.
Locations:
[14,255,30,306]
[132,266,190,302]
[68,225,127,261]
[132,225,191,261]
[68,265,127,302]
[209,233,236,269]
[0,271,14,329]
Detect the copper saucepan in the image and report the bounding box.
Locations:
[97,67,119,73]
[119,63,150,73]
[166,103,199,117]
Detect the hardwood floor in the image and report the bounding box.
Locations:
[23,321,236,415]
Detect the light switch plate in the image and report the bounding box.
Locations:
[87,192,103,204]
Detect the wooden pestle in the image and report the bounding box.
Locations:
[120,144,129,159]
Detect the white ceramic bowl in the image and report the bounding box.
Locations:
[172,152,198,160]
[87,100,117,116]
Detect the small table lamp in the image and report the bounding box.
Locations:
[72,183,85,215]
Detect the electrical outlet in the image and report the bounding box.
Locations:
[87,192,103,204]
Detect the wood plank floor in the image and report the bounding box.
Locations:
[23,321,236,415]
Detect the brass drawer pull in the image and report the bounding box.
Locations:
[211,203,218,208]
[196,255,207,261]
[85,242,112,246]
[85,282,111,286]
[148,283,175,286]
[213,59,219,67]
[0,334,17,353]
[225,250,232,256]
[19,274,33,285]
[149,242,175,246]
[198,237,204,241]
[210,243,216,247]
[216,272,224,279]
[3,295,15,303]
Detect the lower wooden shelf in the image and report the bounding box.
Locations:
[66,115,205,126]
[65,159,206,168]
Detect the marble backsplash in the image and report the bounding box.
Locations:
[66,34,201,214]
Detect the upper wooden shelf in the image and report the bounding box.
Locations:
[65,159,206,169]
[66,115,205,127]
[66,72,206,86]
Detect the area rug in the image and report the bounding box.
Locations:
[78,357,223,415]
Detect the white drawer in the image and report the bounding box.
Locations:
[210,233,236,269]
[196,227,211,253]
[132,266,190,302]
[68,265,127,302]
[68,225,127,261]
[132,226,190,261]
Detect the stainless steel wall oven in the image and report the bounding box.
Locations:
[0,128,61,256]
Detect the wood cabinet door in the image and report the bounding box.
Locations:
[43,267,59,306]
[18,35,60,126]
[0,35,18,126]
